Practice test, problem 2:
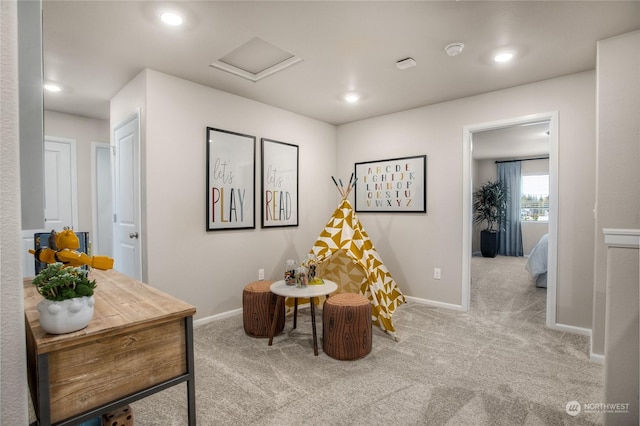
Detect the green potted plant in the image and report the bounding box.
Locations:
[472,180,508,258]
[32,262,97,334]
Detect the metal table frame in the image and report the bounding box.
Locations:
[30,317,196,426]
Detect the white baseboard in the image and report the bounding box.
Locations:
[552,322,591,336]
[193,303,303,329]
[404,295,465,311]
[590,352,605,363]
[193,308,242,328]
[552,322,604,364]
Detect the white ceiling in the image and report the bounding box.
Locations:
[472,121,550,160]
[42,1,640,126]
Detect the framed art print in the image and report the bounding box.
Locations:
[206,127,255,231]
[354,155,427,213]
[261,138,298,227]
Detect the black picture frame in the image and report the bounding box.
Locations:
[206,127,256,231]
[261,138,299,227]
[354,155,427,213]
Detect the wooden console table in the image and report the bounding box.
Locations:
[24,269,197,425]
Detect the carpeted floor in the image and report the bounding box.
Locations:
[126,255,603,425]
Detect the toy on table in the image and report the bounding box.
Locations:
[304,254,324,285]
[29,228,114,271]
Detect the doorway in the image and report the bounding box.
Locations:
[91,142,112,257]
[21,137,78,277]
[462,112,559,328]
[112,113,142,280]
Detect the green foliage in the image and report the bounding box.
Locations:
[32,263,97,301]
[521,194,549,221]
[472,180,508,232]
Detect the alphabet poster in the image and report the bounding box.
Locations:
[206,127,255,231]
[354,155,427,213]
[261,139,298,227]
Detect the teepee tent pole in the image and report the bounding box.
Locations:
[345,173,357,198]
[332,175,357,199]
[331,176,345,197]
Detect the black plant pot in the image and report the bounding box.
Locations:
[480,230,500,258]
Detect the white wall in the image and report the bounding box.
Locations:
[112,69,337,319]
[44,111,109,233]
[337,71,596,329]
[17,0,44,230]
[592,30,640,357]
[603,244,639,424]
[0,0,29,423]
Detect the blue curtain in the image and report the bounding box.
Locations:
[497,162,523,256]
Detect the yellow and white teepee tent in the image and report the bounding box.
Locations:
[308,197,405,339]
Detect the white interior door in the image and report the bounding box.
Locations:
[43,138,77,231]
[113,114,141,280]
[22,137,77,276]
[92,142,113,257]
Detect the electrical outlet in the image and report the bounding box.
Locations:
[258,269,264,280]
[434,268,441,280]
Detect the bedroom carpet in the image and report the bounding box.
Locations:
[28,256,603,425]
[125,255,603,425]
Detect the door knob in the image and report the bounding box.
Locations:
[129,232,139,239]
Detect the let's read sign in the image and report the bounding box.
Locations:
[261,139,298,227]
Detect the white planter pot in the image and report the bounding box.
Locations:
[36,296,95,334]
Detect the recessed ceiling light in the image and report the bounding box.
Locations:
[494,52,514,63]
[44,82,62,92]
[444,42,464,57]
[343,93,360,103]
[160,11,183,26]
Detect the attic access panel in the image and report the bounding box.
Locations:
[210,37,302,82]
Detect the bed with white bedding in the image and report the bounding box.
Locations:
[526,233,548,288]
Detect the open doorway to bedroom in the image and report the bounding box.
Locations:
[462,112,558,329]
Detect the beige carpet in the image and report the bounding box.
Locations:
[126,255,603,425]
[30,256,604,425]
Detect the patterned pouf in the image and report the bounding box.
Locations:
[242,281,284,338]
[323,293,372,360]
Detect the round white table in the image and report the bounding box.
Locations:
[268,279,338,356]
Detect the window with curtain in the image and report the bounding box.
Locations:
[497,161,523,257]
[521,174,549,222]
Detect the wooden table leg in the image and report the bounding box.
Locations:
[310,297,318,356]
[293,298,298,329]
[268,295,284,346]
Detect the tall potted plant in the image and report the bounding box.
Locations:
[473,180,508,258]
